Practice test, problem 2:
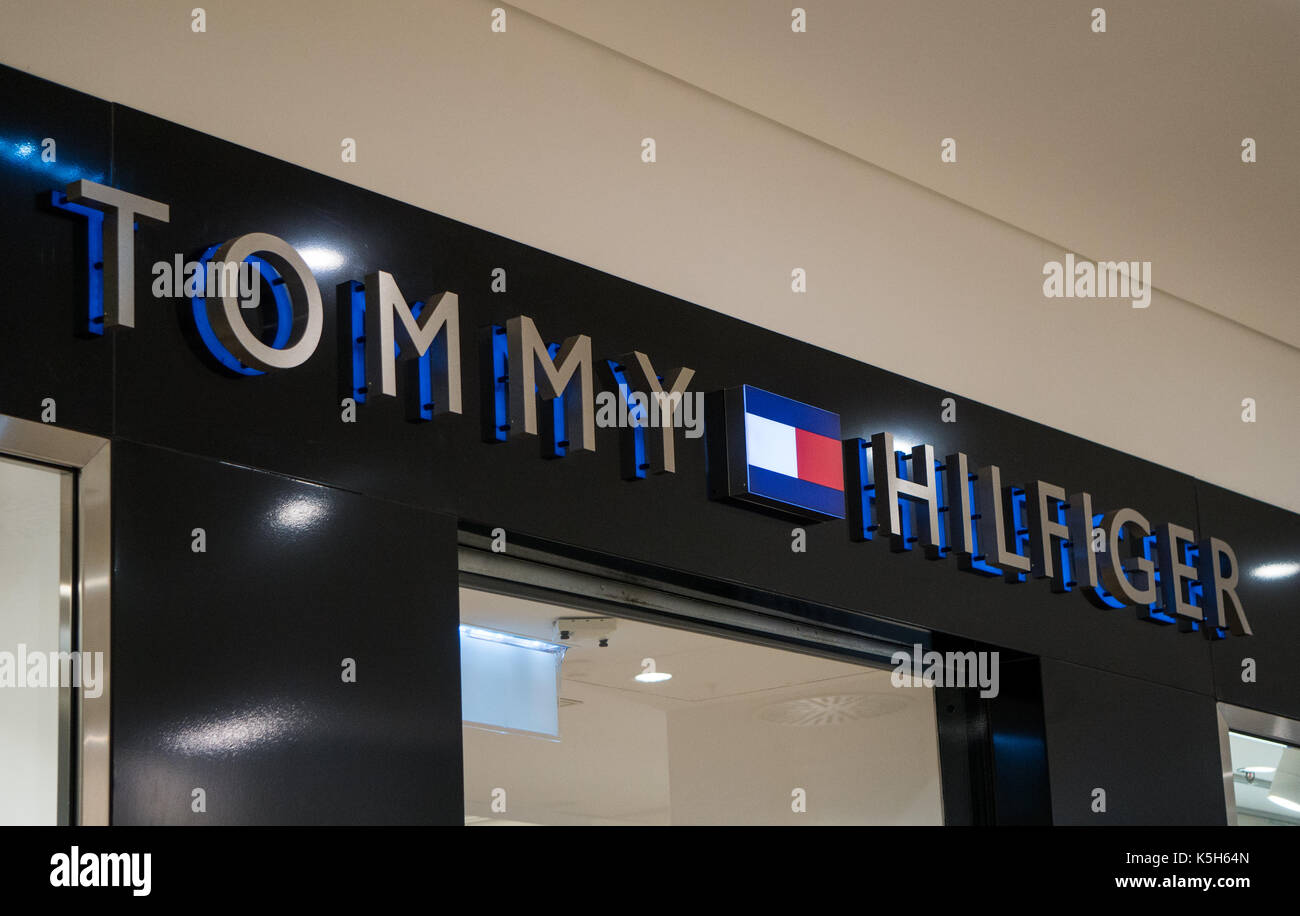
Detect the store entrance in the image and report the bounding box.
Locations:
[459,585,944,825]
[455,533,1054,825]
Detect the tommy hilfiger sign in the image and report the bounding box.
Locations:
[50,179,1251,640]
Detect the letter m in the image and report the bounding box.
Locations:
[101,853,128,887]
[363,270,461,416]
[1097,261,1125,299]
[506,315,595,454]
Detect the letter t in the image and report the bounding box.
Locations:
[62,180,170,328]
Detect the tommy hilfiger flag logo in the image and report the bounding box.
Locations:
[705,385,845,521]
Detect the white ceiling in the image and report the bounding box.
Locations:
[513,0,1300,348]
[458,586,887,706]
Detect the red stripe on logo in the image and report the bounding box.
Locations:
[794,429,843,491]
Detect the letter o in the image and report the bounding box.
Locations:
[205,233,323,372]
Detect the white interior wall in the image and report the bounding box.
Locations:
[666,679,943,826]
[0,457,65,825]
[0,0,1294,511]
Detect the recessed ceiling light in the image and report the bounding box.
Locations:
[459,625,567,656]
[634,671,672,683]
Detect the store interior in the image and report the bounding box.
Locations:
[460,587,943,826]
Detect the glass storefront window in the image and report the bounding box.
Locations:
[1228,731,1300,826]
[460,586,943,825]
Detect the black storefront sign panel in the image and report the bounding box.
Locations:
[0,68,113,436]
[96,97,1240,692]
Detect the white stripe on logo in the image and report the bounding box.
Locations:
[745,413,798,478]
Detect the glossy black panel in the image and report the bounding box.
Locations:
[450,282,1217,692]
[1040,659,1226,825]
[0,67,113,435]
[90,92,1250,698]
[111,442,462,825]
[1197,482,1300,720]
[108,105,470,509]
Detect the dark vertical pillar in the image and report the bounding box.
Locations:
[934,640,1051,825]
[987,656,1052,824]
[1039,659,1226,825]
[111,442,463,824]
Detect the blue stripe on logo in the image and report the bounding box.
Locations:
[747,465,846,519]
[742,385,840,440]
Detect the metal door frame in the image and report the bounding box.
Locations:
[1218,701,1300,826]
[0,414,111,825]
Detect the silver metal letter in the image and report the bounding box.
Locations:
[1097,507,1157,607]
[207,233,322,371]
[506,315,595,452]
[63,180,170,328]
[974,465,1030,578]
[1155,522,1200,626]
[1195,537,1252,637]
[1065,491,1100,592]
[363,271,461,414]
[944,452,974,562]
[1027,480,1070,591]
[871,432,941,558]
[605,351,693,474]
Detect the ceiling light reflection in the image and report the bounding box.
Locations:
[163,704,309,757]
[296,246,344,272]
[1252,562,1299,580]
[273,495,329,531]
